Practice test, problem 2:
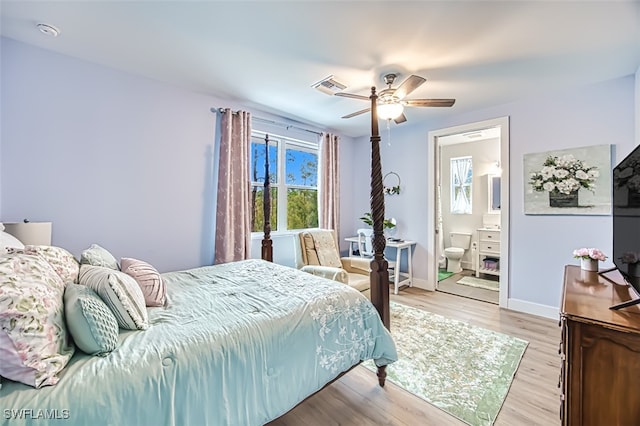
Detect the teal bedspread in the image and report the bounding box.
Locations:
[1,259,397,425]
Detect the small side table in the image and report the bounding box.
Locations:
[345,236,415,295]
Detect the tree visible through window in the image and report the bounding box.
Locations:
[451,156,473,214]
[250,133,318,232]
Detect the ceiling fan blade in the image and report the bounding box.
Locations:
[404,98,456,107]
[335,92,370,101]
[393,113,407,124]
[394,75,426,99]
[342,107,371,119]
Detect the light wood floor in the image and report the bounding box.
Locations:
[268,287,560,425]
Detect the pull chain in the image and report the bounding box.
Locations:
[386,119,392,146]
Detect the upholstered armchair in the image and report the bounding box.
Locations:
[297,229,371,298]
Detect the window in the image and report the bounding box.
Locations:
[250,132,318,232]
[451,156,472,214]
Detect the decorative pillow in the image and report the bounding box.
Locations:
[64,283,119,356]
[80,244,119,270]
[307,231,342,268]
[79,265,149,330]
[121,258,166,307]
[1,230,25,254]
[0,253,75,388]
[8,245,80,284]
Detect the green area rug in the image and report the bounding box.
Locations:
[457,276,500,292]
[364,302,527,426]
[438,269,454,281]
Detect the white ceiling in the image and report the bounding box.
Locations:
[2,1,640,138]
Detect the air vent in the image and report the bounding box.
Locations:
[312,75,347,95]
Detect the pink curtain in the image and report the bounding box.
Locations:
[214,108,252,264]
[319,132,340,235]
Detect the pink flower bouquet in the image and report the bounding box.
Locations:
[620,252,640,264]
[573,247,607,261]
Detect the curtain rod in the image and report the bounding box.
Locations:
[210,107,323,137]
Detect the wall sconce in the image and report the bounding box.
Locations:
[3,221,52,245]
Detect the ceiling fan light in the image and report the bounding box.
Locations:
[378,102,404,120]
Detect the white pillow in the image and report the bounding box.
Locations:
[79,265,149,330]
[1,231,25,254]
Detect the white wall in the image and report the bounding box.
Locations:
[2,37,637,316]
[0,38,344,272]
[348,75,636,314]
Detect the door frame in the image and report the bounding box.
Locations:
[426,116,510,308]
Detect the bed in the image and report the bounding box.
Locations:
[0,258,395,425]
[0,88,394,425]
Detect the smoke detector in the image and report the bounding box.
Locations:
[36,23,60,37]
[312,75,347,95]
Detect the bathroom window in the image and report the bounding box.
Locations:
[451,156,472,214]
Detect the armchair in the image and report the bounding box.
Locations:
[297,229,370,298]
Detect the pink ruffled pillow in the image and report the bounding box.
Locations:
[121,258,166,307]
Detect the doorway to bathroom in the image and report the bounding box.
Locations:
[426,117,510,307]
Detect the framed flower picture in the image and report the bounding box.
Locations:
[523,144,612,215]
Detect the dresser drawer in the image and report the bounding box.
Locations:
[478,230,500,241]
[479,241,500,253]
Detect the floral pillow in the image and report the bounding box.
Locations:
[8,245,80,284]
[0,253,75,388]
[121,258,167,307]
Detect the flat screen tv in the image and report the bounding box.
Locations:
[603,144,640,309]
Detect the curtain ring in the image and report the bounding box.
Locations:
[383,172,401,195]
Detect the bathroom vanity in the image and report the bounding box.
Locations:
[476,228,500,277]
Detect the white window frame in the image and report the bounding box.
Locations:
[450,155,473,214]
[250,130,319,233]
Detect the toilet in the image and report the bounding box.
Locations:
[444,232,472,273]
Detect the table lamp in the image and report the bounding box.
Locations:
[3,221,52,245]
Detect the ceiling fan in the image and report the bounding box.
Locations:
[335,73,455,123]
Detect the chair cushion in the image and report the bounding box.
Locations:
[306,231,342,268]
[300,265,348,284]
[302,233,321,265]
[346,272,370,293]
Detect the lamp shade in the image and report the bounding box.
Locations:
[3,222,52,246]
[377,102,404,120]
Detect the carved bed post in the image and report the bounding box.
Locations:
[368,87,390,387]
[262,134,273,262]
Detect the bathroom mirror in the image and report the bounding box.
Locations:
[488,174,501,213]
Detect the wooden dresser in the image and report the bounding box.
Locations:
[559,265,640,425]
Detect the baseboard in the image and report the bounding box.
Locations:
[402,277,558,320]
[506,298,559,320]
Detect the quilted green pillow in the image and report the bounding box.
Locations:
[80,244,119,270]
[64,283,119,356]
